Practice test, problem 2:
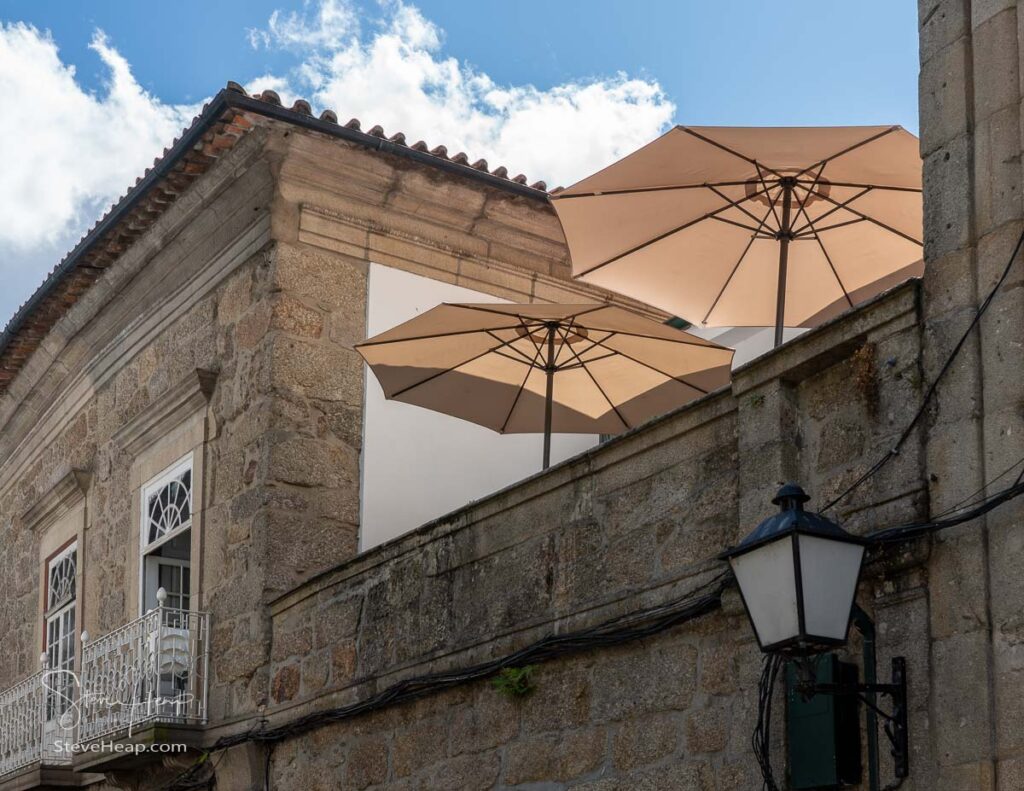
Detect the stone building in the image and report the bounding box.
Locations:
[0,1,1022,789]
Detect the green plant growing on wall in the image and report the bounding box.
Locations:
[491,666,537,699]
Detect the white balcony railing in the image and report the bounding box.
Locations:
[0,671,43,777]
[78,598,209,743]
[0,594,208,777]
[0,664,74,778]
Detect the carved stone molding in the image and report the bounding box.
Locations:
[21,468,91,533]
[112,368,217,456]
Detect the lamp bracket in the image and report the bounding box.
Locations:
[795,656,909,780]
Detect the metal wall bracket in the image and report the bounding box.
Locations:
[796,656,909,782]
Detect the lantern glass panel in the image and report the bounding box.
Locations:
[797,535,865,642]
[730,536,799,647]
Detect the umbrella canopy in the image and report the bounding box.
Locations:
[356,303,733,468]
[551,125,923,347]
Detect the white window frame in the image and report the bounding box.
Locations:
[139,454,193,613]
[44,542,77,723]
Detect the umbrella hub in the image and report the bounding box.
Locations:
[515,321,590,347]
[743,171,831,214]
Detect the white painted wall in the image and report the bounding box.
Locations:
[359,264,599,551]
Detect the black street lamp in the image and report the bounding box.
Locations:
[721,483,866,655]
[723,484,910,787]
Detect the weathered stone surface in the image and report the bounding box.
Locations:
[4,15,1023,788]
[345,736,389,789]
[504,726,607,784]
[271,663,300,703]
[612,713,678,770]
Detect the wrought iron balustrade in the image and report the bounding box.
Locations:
[0,664,74,777]
[78,600,209,743]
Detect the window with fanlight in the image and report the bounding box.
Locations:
[140,455,193,618]
[44,542,77,721]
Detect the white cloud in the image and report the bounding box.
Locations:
[247,0,359,51]
[0,23,198,251]
[246,0,675,188]
[0,1,673,326]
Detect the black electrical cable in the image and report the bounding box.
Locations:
[822,226,1024,513]
[868,477,1024,545]
[161,467,1024,791]
[164,570,731,790]
[927,454,1024,523]
[752,652,784,790]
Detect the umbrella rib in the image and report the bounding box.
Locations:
[577,182,775,277]
[557,328,631,432]
[357,325,519,348]
[387,333,535,399]
[811,231,854,309]
[576,326,723,349]
[790,186,872,237]
[492,348,540,366]
[790,163,827,228]
[797,217,867,236]
[680,127,784,178]
[559,352,618,369]
[795,179,921,194]
[755,164,783,231]
[706,184,768,227]
[498,337,548,434]
[794,126,900,178]
[550,180,758,200]
[486,330,539,365]
[556,329,618,366]
[803,188,922,245]
[450,302,611,324]
[710,215,774,235]
[582,335,712,396]
[701,198,780,325]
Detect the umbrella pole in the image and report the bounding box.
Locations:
[542,324,556,470]
[773,178,795,348]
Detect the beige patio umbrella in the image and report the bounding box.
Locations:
[356,303,733,469]
[551,126,923,347]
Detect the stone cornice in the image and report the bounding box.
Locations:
[22,468,91,533]
[112,369,217,456]
[297,204,669,323]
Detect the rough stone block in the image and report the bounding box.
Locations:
[685,703,729,754]
[345,736,389,789]
[922,135,975,258]
[612,712,678,770]
[503,726,607,784]
[448,688,519,755]
[932,632,994,766]
[520,662,592,733]
[919,38,971,155]
[971,9,1021,119]
[590,639,698,722]
[919,0,968,66]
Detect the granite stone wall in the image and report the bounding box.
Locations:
[248,280,926,791]
[4,4,1024,785]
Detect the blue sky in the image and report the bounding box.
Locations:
[0,0,919,326]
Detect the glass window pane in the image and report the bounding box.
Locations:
[730,537,800,648]
[798,535,865,641]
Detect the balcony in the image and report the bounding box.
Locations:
[0,594,209,785]
[78,602,210,745]
[0,666,73,784]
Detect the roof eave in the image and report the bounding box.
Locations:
[0,88,550,372]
